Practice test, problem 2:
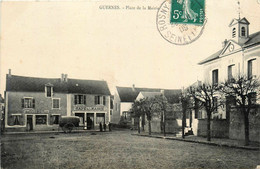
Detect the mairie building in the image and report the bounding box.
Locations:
[4,71,111,132]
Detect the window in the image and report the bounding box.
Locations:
[74,95,86,105]
[212,69,218,85]
[36,115,47,125]
[228,65,234,81]
[123,111,128,119]
[52,98,60,109]
[13,115,21,125]
[52,115,60,125]
[103,96,106,105]
[22,98,35,108]
[45,86,53,97]
[232,28,236,38]
[248,59,256,79]
[110,110,112,115]
[241,27,246,36]
[213,97,218,113]
[95,96,100,105]
[95,96,106,105]
[96,113,105,124]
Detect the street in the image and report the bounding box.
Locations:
[1,130,259,169]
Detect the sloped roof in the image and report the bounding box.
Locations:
[198,30,260,65]
[116,86,181,104]
[6,75,111,95]
[67,79,111,95]
[139,92,162,98]
[229,17,250,27]
[198,50,222,65]
[244,31,260,46]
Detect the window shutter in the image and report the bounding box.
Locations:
[83,95,86,105]
[95,96,98,105]
[33,99,35,108]
[22,99,24,108]
[74,95,77,105]
[103,96,106,105]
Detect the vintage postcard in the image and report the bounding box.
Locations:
[1,0,260,168]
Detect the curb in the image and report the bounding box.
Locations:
[1,130,102,135]
[132,134,260,151]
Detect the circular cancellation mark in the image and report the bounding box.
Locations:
[156,0,206,45]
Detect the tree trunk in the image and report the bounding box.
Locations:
[163,111,166,137]
[148,120,151,135]
[207,112,211,141]
[138,117,140,134]
[244,111,249,146]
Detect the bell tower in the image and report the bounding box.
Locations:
[228,1,250,44]
[229,18,250,44]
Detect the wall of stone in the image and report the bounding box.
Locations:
[229,106,260,142]
[197,119,229,138]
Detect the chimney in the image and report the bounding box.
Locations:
[132,84,135,92]
[64,74,68,82]
[61,73,65,82]
[160,89,165,96]
[222,39,228,48]
[7,69,12,77]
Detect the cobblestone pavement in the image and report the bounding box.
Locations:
[1,130,260,169]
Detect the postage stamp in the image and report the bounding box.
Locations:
[170,0,205,25]
[156,0,206,45]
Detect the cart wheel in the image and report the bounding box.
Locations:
[62,123,75,133]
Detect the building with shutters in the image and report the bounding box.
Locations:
[195,17,260,141]
[4,70,111,132]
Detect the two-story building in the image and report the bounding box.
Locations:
[5,71,111,132]
[197,17,260,141]
[198,17,260,119]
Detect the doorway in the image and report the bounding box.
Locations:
[75,113,85,126]
[27,115,33,131]
[87,113,94,130]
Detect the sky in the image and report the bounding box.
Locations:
[1,0,260,95]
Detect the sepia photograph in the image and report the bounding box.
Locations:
[0,0,260,168]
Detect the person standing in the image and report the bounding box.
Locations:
[103,122,106,132]
[99,122,103,132]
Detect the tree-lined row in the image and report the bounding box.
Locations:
[131,75,260,146]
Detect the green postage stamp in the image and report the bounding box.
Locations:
[170,0,205,25]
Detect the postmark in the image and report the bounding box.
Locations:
[156,0,206,45]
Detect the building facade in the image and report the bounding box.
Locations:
[198,17,260,119]
[5,71,111,132]
[196,17,260,141]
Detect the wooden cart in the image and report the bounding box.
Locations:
[59,116,80,133]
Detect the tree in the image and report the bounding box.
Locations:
[152,95,169,136]
[130,99,146,134]
[142,97,157,135]
[188,83,224,141]
[220,75,260,145]
[180,93,190,139]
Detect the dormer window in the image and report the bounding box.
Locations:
[241,27,246,37]
[45,85,53,97]
[232,28,236,38]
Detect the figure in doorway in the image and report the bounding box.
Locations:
[103,122,106,132]
[99,122,103,132]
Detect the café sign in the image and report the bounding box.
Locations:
[74,106,104,111]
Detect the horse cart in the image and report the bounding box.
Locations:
[59,116,80,133]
